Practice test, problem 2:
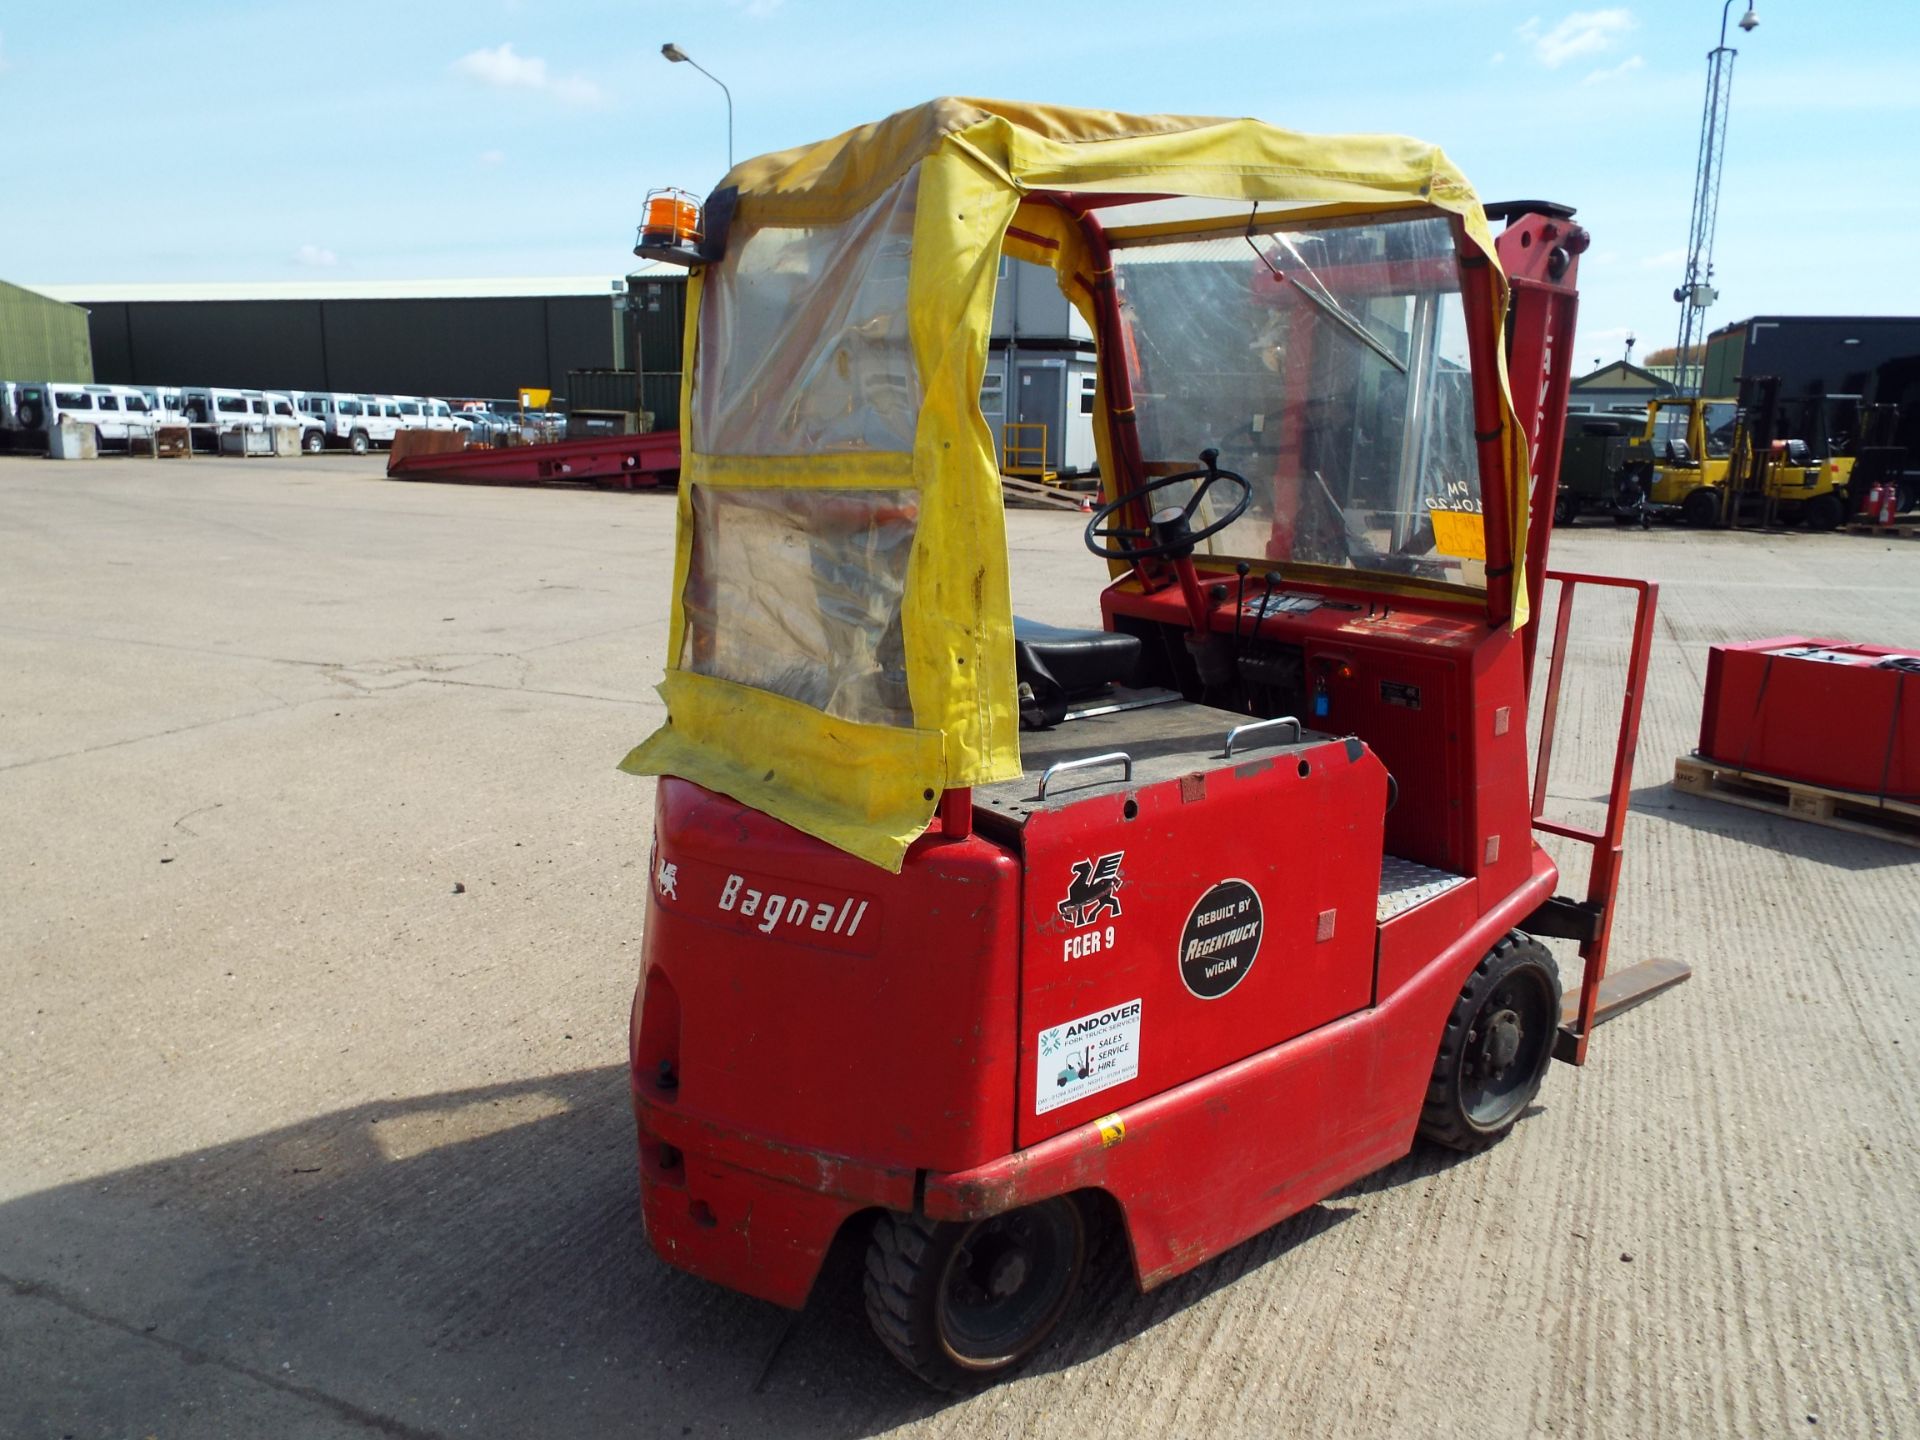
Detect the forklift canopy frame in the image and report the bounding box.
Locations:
[621,98,1532,871]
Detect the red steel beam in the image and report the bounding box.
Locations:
[388,431,681,489]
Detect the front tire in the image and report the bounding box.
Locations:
[1419,933,1561,1153]
[1804,492,1844,531]
[349,429,370,455]
[1552,491,1578,527]
[302,428,325,454]
[864,1197,1086,1390]
[1681,487,1720,528]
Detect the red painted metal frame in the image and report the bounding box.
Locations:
[1058,200,1154,554]
[1492,213,1589,686]
[1528,569,1660,1065]
[1457,259,1514,627]
[387,430,681,489]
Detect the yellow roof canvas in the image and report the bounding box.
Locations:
[622,98,1531,872]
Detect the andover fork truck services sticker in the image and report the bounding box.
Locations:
[1035,998,1142,1115]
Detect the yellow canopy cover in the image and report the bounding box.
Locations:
[621,97,1529,871]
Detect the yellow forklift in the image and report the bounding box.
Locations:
[1626,396,1735,526]
[1624,385,1848,529]
[1715,376,1851,530]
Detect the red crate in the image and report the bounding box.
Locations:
[1699,637,1920,800]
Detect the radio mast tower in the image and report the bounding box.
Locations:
[1671,3,1758,396]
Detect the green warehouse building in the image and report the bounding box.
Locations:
[0,279,93,381]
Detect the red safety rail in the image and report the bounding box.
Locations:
[387,430,680,489]
[1529,569,1659,1065]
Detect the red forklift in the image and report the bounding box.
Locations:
[621,100,1683,1388]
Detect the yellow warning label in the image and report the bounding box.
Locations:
[1096,1113,1126,1148]
[1428,508,1486,561]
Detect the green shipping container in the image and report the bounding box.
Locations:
[627,274,689,374]
[566,368,640,415]
[640,371,682,433]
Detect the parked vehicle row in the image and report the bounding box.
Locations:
[287,392,464,454]
[0,381,480,455]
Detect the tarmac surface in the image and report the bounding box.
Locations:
[3,452,1917,1439]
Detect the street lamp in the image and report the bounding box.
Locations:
[1669,1,1758,396]
[660,43,733,170]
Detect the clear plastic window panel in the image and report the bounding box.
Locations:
[679,486,918,728]
[1702,402,1736,458]
[695,169,922,456]
[1112,214,1485,588]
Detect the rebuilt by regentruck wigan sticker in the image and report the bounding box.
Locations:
[1179,879,1263,999]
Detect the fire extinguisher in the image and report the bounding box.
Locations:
[1868,482,1898,526]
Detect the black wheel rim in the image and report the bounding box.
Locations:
[1459,967,1555,1130]
[935,1199,1084,1370]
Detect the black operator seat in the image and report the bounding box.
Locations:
[1013,616,1142,728]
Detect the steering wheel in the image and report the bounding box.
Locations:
[1084,448,1253,561]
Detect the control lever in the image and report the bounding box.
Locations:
[1237,570,1285,714]
[1245,570,1283,648]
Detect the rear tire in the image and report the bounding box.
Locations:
[864,1198,1086,1390]
[349,429,370,455]
[302,428,325,454]
[1681,487,1720,528]
[1419,933,1561,1153]
[1552,492,1578,527]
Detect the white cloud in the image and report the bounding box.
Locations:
[0,29,11,72]
[478,149,506,167]
[455,41,544,89]
[1521,9,1636,68]
[1581,54,1645,86]
[1640,247,1686,270]
[293,244,339,268]
[729,0,786,15]
[1489,50,1506,66]
[452,42,601,107]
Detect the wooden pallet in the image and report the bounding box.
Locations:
[1673,754,1920,848]
[1846,522,1920,539]
[1000,472,1091,512]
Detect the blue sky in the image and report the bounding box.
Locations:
[3,1,1915,364]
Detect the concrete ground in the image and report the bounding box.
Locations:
[3,452,1917,1440]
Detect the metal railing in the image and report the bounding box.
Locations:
[1002,422,1054,479]
[1529,569,1662,1065]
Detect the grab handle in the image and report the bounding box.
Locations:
[1223,715,1303,758]
[1036,751,1134,800]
